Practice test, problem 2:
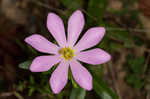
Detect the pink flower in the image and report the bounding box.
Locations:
[25,10,111,94]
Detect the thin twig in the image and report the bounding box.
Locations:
[13,91,24,99]
[81,9,98,21]
[146,93,150,99]
[27,0,65,14]
[0,92,13,97]
[0,91,24,99]
[27,0,150,33]
[107,62,122,99]
[106,27,150,32]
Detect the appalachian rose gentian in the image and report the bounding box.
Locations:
[25,10,111,94]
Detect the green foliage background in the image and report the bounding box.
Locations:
[15,0,148,99]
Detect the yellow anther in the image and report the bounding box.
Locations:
[59,47,74,61]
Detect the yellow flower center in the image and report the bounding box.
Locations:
[59,47,75,61]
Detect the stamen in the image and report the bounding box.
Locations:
[59,47,74,61]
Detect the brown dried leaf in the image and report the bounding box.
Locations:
[139,0,150,19]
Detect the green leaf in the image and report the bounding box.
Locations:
[133,36,143,46]
[29,75,35,84]
[17,81,27,91]
[126,74,145,89]
[61,0,83,11]
[87,65,118,99]
[102,92,114,99]
[71,77,79,88]
[68,68,79,88]
[111,30,130,42]
[87,0,107,25]
[19,60,32,70]
[110,42,124,52]
[126,55,146,74]
[70,87,86,99]
[28,87,35,96]
[27,46,38,56]
[93,77,118,99]
[111,29,134,48]
[125,55,146,89]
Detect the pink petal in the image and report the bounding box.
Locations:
[30,55,61,72]
[50,60,69,94]
[76,48,111,65]
[74,27,105,52]
[47,13,67,47]
[25,34,59,54]
[70,59,92,90]
[67,10,84,47]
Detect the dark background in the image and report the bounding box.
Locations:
[0,0,150,99]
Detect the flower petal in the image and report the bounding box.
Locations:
[74,27,105,52]
[30,55,61,72]
[76,48,111,65]
[70,59,92,90]
[67,10,84,47]
[47,13,67,47]
[25,34,59,54]
[50,60,69,94]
